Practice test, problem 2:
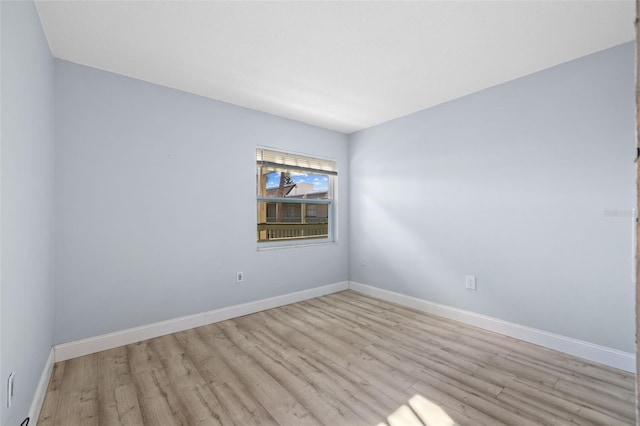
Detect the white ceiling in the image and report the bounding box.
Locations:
[36,1,635,134]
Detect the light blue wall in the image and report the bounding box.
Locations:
[53,60,349,344]
[349,42,636,352]
[1,1,55,424]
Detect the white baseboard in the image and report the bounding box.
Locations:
[29,348,54,425]
[54,281,349,362]
[348,281,636,373]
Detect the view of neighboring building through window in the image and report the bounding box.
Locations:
[256,148,337,244]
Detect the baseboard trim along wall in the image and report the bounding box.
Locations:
[29,348,55,425]
[53,281,349,362]
[348,281,636,373]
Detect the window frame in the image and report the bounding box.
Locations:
[256,147,337,248]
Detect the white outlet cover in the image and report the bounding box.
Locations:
[465,275,477,290]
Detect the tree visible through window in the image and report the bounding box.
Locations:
[257,148,337,244]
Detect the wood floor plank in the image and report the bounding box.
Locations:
[264,309,417,404]
[38,361,66,426]
[51,355,99,426]
[554,376,635,408]
[113,383,145,426]
[174,327,280,425]
[97,347,141,425]
[217,319,368,425]
[39,290,636,426]
[248,308,404,414]
[506,349,635,391]
[127,340,191,426]
[234,314,395,424]
[174,328,241,387]
[197,322,322,426]
[210,380,279,426]
[496,387,600,426]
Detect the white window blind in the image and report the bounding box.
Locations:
[256,148,338,176]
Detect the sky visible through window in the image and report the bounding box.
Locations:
[266,171,329,192]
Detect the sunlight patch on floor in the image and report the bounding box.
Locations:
[378,394,457,426]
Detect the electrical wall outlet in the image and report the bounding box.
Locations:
[465,275,477,290]
[7,372,14,408]
[360,257,367,267]
[236,272,244,283]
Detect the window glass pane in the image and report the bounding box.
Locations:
[257,201,329,242]
[260,169,330,199]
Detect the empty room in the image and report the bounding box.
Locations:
[1,0,638,425]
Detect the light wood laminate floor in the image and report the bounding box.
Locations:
[38,290,636,425]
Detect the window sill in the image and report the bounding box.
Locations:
[256,240,337,251]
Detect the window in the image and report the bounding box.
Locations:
[257,148,337,244]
